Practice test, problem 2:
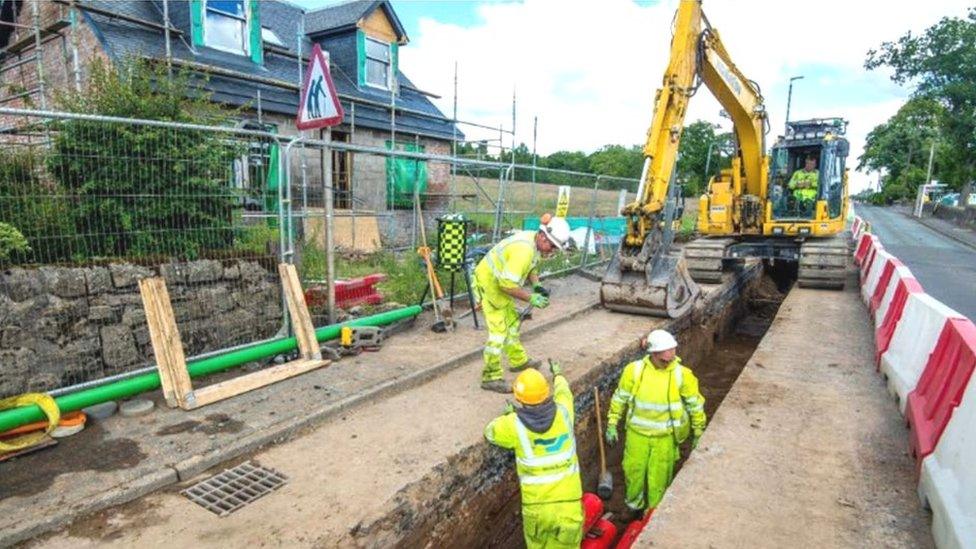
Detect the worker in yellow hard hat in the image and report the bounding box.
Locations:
[475,216,574,393]
[605,329,707,519]
[484,362,583,548]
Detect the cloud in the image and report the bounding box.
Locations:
[398,0,973,192]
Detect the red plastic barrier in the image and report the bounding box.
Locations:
[854,233,874,265]
[581,518,618,549]
[582,492,603,533]
[614,510,653,549]
[906,318,976,471]
[860,240,882,283]
[305,274,386,310]
[875,276,925,367]
[870,257,904,313]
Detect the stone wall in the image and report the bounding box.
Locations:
[931,204,976,230]
[0,260,282,398]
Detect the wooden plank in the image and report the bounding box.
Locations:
[278,264,320,360]
[188,358,330,409]
[303,209,382,253]
[139,277,193,408]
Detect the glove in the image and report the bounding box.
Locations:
[605,425,618,446]
[548,359,562,377]
[529,293,550,309]
[504,401,515,415]
[532,283,550,297]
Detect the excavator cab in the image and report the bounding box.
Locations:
[769,119,849,222]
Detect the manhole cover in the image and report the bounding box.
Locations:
[182,461,287,517]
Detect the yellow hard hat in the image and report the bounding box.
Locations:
[513,368,550,405]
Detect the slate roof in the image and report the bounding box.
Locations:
[1,0,456,140]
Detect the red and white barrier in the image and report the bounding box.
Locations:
[906,319,976,470]
[861,249,893,305]
[875,275,925,366]
[871,262,908,323]
[918,376,976,549]
[851,217,863,240]
[854,232,875,266]
[880,293,965,414]
[859,238,883,284]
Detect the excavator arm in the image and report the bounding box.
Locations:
[602,0,768,317]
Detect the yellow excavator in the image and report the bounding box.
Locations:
[600,0,850,317]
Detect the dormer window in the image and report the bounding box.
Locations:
[205,0,249,55]
[364,36,391,89]
[261,27,285,48]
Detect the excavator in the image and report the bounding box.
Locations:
[600,0,850,317]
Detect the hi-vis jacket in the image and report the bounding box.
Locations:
[607,356,706,441]
[484,375,582,505]
[474,231,539,304]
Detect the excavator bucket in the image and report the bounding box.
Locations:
[600,243,701,318]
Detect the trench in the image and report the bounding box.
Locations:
[343,266,788,548]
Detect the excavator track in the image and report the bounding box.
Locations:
[682,238,735,283]
[797,236,848,290]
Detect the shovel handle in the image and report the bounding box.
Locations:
[594,387,607,473]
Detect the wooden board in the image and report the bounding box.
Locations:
[359,9,399,43]
[139,277,192,408]
[188,358,330,409]
[278,263,320,360]
[304,208,382,253]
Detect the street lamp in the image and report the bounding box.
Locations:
[785,75,804,132]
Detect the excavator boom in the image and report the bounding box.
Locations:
[601,0,767,317]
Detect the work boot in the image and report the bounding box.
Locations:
[509,358,541,373]
[481,379,510,393]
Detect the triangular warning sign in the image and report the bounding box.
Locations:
[296,44,344,130]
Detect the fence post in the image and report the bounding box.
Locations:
[324,130,336,325]
[580,175,601,268]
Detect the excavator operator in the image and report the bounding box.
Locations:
[788,156,819,213]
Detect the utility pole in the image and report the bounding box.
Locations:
[785,75,804,133]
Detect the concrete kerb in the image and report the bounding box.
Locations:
[173,299,601,480]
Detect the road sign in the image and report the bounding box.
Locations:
[556,186,571,217]
[296,44,344,130]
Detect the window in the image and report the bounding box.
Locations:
[261,27,284,47]
[364,36,391,89]
[205,0,248,55]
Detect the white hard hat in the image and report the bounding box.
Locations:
[646,329,678,352]
[541,216,572,250]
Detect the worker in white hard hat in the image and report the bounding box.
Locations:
[604,329,707,518]
[474,215,574,393]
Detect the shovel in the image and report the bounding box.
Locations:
[594,387,614,500]
[416,200,454,332]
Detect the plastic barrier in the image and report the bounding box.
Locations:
[918,375,976,549]
[861,249,893,305]
[859,237,883,283]
[305,274,386,310]
[581,518,617,549]
[854,232,875,266]
[875,276,925,366]
[880,293,965,414]
[906,318,976,469]
[851,217,862,240]
[615,512,653,549]
[870,259,906,317]
[582,492,603,533]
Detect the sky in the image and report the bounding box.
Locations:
[292,0,974,193]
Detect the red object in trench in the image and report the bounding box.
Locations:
[304,274,386,310]
[582,492,603,532]
[615,509,654,549]
[582,518,618,549]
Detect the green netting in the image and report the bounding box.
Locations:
[386,141,427,208]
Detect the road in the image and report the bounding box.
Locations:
[857,205,976,321]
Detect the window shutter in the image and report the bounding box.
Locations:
[356,30,366,88]
[248,0,263,64]
[190,0,204,47]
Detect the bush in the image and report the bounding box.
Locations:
[44,58,244,261]
[0,222,30,261]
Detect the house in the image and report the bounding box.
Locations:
[0,0,461,244]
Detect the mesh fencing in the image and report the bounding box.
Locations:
[0,108,640,397]
[0,110,285,397]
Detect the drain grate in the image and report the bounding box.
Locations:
[182,461,287,517]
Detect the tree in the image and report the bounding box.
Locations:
[675,120,731,197]
[866,8,976,197]
[587,145,644,187]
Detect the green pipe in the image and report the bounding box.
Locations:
[0,306,422,433]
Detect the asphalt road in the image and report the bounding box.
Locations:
[857,205,976,320]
